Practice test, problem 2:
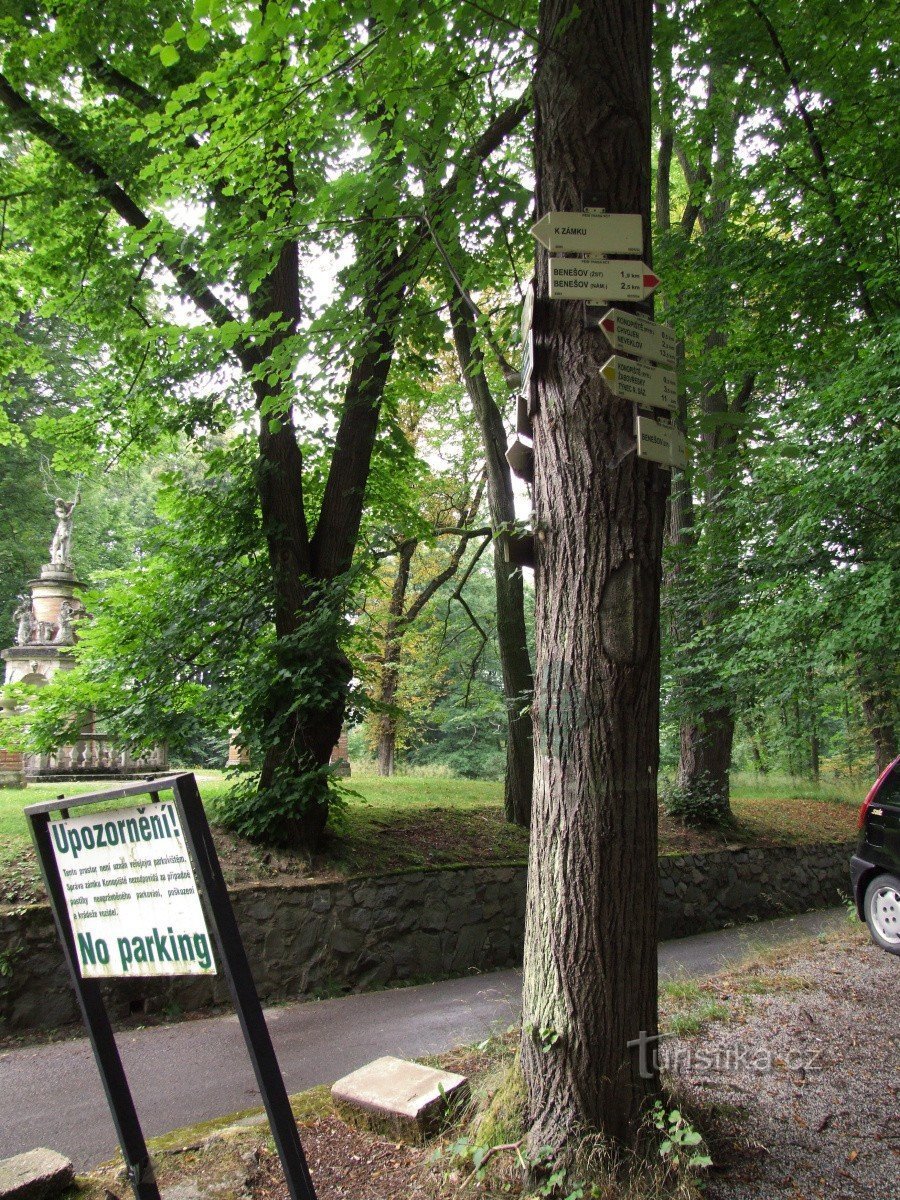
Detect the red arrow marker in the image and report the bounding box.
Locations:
[601,317,616,333]
[643,273,659,289]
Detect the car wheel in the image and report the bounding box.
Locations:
[863,873,900,956]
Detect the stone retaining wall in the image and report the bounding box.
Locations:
[0,841,853,1033]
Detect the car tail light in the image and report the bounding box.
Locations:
[858,761,895,828]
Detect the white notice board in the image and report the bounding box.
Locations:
[50,801,216,979]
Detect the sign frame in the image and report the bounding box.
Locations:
[600,354,677,413]
[548,257,660,302]
[26,774,318,1200]
[588,306,676,368]
[530,210,643,255]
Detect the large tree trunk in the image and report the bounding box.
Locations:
[677,708,735,812]
[521,0,663,1164]
[447,295,534,827]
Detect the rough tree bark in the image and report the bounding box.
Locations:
[447,295,534,827]
[521,0,664,1163]
[856,658,898,774]
[376,540,416,776]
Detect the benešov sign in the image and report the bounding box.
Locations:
[548,258,660,302]
[531,211,643,256]
[635,414,687,470]
[592,307,676,368]
[600,354,677,413]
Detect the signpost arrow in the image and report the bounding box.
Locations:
[590,307,676,368]
[635,413,687,470]
[520,279,535,343]
[531,211,643,256]
[505,433,534,483]
[600,354,676,413]
[549,258,660,302]
[521,330,534,392]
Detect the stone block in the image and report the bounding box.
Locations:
[331,1056,468,1138]
[0,1149,74,1200]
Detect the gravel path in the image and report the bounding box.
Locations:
[671,928,899,1199]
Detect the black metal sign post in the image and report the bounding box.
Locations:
[25,773,318,1200]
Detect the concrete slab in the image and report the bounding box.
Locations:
[331,1055,468,1137]
[0,1149,74,1200]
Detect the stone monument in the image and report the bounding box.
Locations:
[1,495,168,783]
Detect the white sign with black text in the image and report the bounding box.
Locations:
[548,259,660,303]
[600,354,677,413]
[50,802,216,979]
[593,307,676,368]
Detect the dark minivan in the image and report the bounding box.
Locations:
[851,754,900,956]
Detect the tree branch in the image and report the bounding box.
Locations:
[745,0,876,321]
[0,72,253,367]
[310,90,529,579]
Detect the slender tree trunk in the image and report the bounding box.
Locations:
[447,295,534,827]
[376,540,416,776]
[522,0,662,1164]
[745,712,768,774]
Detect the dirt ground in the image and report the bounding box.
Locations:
[75,923,897,1200]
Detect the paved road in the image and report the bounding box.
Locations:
[0,907,847,1170]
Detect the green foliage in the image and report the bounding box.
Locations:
[649,1103,711,1173]
[212,587,355,845]
[656,0,898,788]
[660,774,734,829]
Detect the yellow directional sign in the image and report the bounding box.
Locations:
[593,307,676,368]
[600,354,676,413]
[549,259,660,302]
[635,414,687,470]
[531,211,643,255]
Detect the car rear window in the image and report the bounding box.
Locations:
[876,761,900,805]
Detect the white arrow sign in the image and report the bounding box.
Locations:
[549,258,660,302]
[520,280,535,343]
[600,354,677,413]
[531,211,643,256]
[521,331,534,392]
[592,307,676,368]
[635,414,687,470]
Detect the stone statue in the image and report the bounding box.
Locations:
[13,596,33,646]
[53,600,76,645]
[49,493,79,568]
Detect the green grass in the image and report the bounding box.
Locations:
[0,765,865,907]
[729,769,865,807]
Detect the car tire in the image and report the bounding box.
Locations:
[863,873,900,956]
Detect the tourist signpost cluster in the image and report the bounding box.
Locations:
[26,774,319,1200]
[507,207,687,497]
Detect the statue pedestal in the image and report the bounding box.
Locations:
[29,565,81,631]
[2,557,169,782]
